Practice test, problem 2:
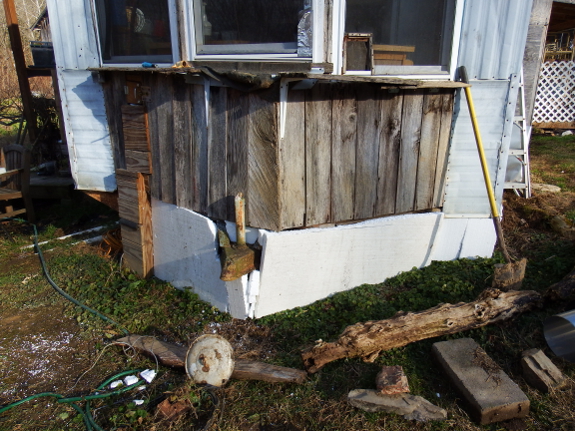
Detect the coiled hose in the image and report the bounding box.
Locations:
[0,370,145,431]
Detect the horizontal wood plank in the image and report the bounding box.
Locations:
[123,128,151,152]
[126,150,152,174]
[121,104,149,129]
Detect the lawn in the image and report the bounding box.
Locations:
[530,133,575,192]
[0,134,575,430]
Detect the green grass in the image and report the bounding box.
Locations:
[530,134,575,192]
[1,216,574,430]
[1,132,575,430]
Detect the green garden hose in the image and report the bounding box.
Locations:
[0,218,141,430]
[0,370,145,430]
[1,217,129,335]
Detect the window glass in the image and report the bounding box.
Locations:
[345,0,455,72]
[196,0,309,55]
[95,0,173,64]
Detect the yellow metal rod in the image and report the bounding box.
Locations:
[463,86,500,219]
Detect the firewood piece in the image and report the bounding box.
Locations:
[302,289,540,373]
[218,229,255,281]
[545,266,575,302]
[114,335,307,383]
[521,348,567,393]
[376,365,409,394]
[232,360,307,384]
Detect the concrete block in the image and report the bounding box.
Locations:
[348,389,447,422]
[521,348,567,393]
[432,338,529,425]
[376,366,410,395]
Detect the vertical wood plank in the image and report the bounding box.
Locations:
[375,92,403,216]
[191,83,208,214]
[331,84,357,222]
[208,86,228,219]
[396,90,424,214]
[433,91,455,208]
[247,92,280,230]
[158,75,175,205]
[305,84,332,226]
[415,91,443,211]
[146,73,162,201]
[279,88,306,229]
[227,89,250,220]
[354,84,382,220]
[116,169,153,277]
[173,75,193,209]
[102,73,126,170]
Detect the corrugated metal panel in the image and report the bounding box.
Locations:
[457,0,533,80]
[47,1,114,191]
[46,0,100,70]
[58,70,116,191]
[443,80,511,216]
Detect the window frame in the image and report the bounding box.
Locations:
[92,0,180,67]
[333,0,465,79]
[184,0,325,63]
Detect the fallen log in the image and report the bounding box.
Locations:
[114,335,307,384]
[302,289,540,373]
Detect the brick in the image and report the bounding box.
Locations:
[521,348,567,393]
[432,338,529,425]
[376,365,410,395]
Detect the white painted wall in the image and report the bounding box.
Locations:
[152,200,497,319]
[152,199,247,316]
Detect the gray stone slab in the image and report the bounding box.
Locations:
[521,348,567,393]
[432,338,529,425]
[348,389,447,422]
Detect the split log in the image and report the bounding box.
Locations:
[545,266,575,302]
[302,289,540,373]
[114,335,307,384]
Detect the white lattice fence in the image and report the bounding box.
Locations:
[533,61,575,125]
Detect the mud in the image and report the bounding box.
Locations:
[0,305,95,403]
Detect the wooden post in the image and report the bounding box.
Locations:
[3,0,38,142]
[235,193,246,245]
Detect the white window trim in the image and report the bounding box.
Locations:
[338,0,465,79]
[184,0,325,63]
[92,0,180,67]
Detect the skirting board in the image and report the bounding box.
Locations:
[151,199,497,319]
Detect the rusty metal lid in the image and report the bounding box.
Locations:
[185,334,234,386]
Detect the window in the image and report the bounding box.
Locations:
[94,0,176,64]
[345,0,457,75]
[193,0,313,57]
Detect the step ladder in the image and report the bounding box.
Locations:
[504,68,531,197]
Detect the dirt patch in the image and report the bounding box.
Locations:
[0,305,95,403]
[502,191,575,256]
[205,319,275,361]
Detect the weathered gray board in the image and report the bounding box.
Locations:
[103,73,455,231]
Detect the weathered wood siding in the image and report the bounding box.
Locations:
[283,84,454,228]
[103,73,454,231]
